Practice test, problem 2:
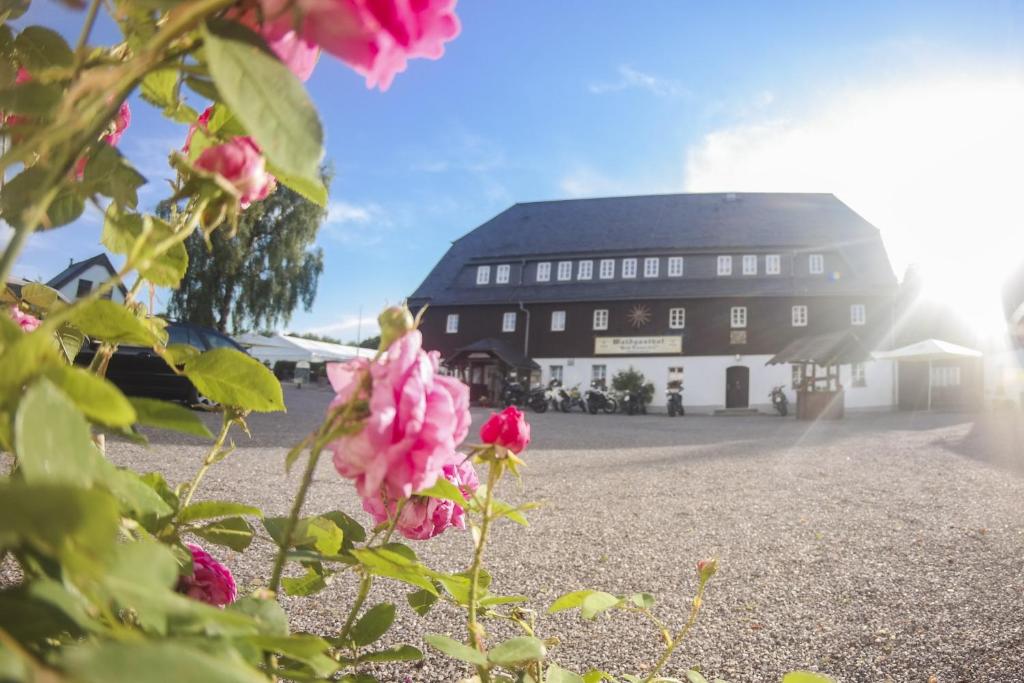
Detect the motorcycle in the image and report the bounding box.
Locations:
[666,382,685,417]
[558,385,588,413]
[770,385,789,416]
[500,380,527,408]
[585,384,618,414]
[527,385,549,413]
[620,389,648,415]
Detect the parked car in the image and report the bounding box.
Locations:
[75,320,246,405]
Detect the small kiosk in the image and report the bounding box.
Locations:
[768,331,871,420]
[446,338,539,405]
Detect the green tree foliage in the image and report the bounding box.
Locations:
[611,367,655,404]
[167,181,326,333]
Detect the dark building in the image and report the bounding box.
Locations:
[410,192,899,412]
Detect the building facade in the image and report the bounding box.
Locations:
[409,193,899,412]
[47,254,127,304]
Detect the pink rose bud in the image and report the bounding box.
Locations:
[697,558,718,584]
[362,459,478,540]
[102,101,131,146]
[479,406,531,454]
[177,543,237,607]
[378,305,414,351]
[9,306,40,332]
[194,136,277,209]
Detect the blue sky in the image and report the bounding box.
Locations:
[12,1,1024,338]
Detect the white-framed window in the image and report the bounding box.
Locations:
[502,312,516,332]
[592,308,608,331]
[791,364,801,389]
[476,265,490,285]
[791,305,808,327]
[622,258,637,278]
[809,253,824,274]
[851,362,867,388]
[536,262,551,282]
[742,255,757,275]
[445,313,459,334]
[557,261,572,281]
[766,254,781,274]
[667,256,684,277]
[850,304,866,326]
[931,365,961,387]
[578,260,593,280]
[717,255,732,276]
[495,264,510,284]
[643,257,659,278]
[669,307,686,329]
[549,365,563,385]
[599,259,615,279]
[668,366,684,386]
[591,364,607,387]
[551,310,566,332]
[730,306,747,328]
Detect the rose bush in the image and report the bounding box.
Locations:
[0,2,834,682]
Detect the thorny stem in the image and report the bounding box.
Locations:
[467,460,502,683]
[641,581,710,683]
[180,412,233,509]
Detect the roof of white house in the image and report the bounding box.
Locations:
[233,333,376,364]
[872,338,983,362]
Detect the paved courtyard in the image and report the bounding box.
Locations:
[106,388,1024,682]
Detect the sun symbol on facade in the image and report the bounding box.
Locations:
[627,304,651,329]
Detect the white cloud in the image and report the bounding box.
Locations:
[410,131,505,174]
[683,70,1024,332]
[323,201,388,246]
[559,164,680,199]
[589,65,690,99]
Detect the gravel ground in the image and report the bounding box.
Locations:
[56,388,1024,681]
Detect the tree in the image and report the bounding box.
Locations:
[167,181,326,333]
[356,334,381,349]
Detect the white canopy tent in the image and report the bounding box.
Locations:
[873,339,982,410]
[233,333,375,365]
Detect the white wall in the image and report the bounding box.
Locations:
[535,355,895,413]
[56,264,125,304]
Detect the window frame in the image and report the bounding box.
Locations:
[476,265,490,285]
[791,305,808,327]
[577,260,593,280]
[445,313,459,334]
[809,253,824,274]
[851,362,867,388]
[730,306,747,329]
[850,304,866,326]
[557,261,573,281]
[766,254,781,275]
[551,310,566,332]
[549,365,563,385]
[621,258,637,279]
[495,264,510,284]
[742,254,757,275]
[599,259,615,279]
[643,257,659,278]
[668,307,686,329]
[717,255,732,276]
[502,311,516,333]
[76,279,93,297]
[591,364,607,387]
[592,308,609,331]
[667,256,684,277]
[536,262,551,282]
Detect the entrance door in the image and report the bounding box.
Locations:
[725,366,749,408]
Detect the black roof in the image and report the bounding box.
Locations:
[448,337,539,370]
[767,330,873,366]
[409,192,897,306]
[47,253,128,296]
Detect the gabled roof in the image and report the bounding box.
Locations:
[47,253,127,296]
[767,331,872,366]
[449,337,539,370]
[410,192,898,306]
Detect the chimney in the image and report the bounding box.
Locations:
[68,257,74,266]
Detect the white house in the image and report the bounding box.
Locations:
[46,254,126,304]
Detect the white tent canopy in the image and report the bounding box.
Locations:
[233,333,375,365]
[873,339,982,410]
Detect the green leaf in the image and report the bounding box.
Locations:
[686,672,709,683]
[548,590,596,614]
[193,516,253,551]
[62,642,267,683]
[247,635,337,677]
[582,671,618,683]
[179,500,261,524]
[129,397,214,438]
[19,282,58,309]
[492,498,529,526]
[101,207,186,286]
[351,603,395,647]
[418,476,468,507]
[68,299,161,347]
[422,634,487,667]
[55,322,85,363]
[479,594,529,607]
[0,167,84,229]
[357,645,422,663]
[164,343,200,366]
[13,26,73,70]
[201,20,323,184]
[265,160,327,207]
[47,185,86,227]
[184,347,284,412]
[350,545,437,595]
[294,516,344,555]
[281,567,328,597]
[140,68,178,108]
[487,636,547,668]
[84,147,146,210]
[106,468,174,523]
[628,593,655,610]
[407,588,438,616]
[0,0,29,21]
[0,80,60,114]
[580,592,622,620]
[547,664,585,683]
[782,674,834,683]
[228,595,288,636]
[44,364,136,428]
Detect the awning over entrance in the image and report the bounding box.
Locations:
[448,338,539,371]
[871,338,982,362]
[766,330,872,366]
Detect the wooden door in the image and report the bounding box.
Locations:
[726,366,749,408]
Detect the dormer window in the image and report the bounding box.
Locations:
[742,255,757,275]
[476,266,490,285]
[850,304,866,326]
[599,259,615,279]
[578,260,593,280]
[792,305,808,327]
[717,255,732,276]
[536,262,551,282]
[622,258,637,278]
[809,254,824,274]
[667,256,684,277]
[557,261,572,281]
[766,254,781,274]
[495,264,510,284]
[643,257,659,278]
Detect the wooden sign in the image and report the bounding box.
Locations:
[594,336,682,355]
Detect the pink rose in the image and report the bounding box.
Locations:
[326,356,371,411]
[182,106,214,155]
[177,543,237,607]
[230,7,320,82]
[9,306,39,332]
[103,101,132,146]
[480,406,530,454]
[194,136,276,208]
[362,459,478,540]
[328,329,471,503]
[258,0,460,90]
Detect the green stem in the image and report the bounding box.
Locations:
[180,413,232,509]
[268,445,323,595]
[641,582,709,683]
[338,572,372,646]
[467,461,501,683]
[73,0,103,72]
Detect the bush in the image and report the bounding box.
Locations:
[611,367,656,405]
